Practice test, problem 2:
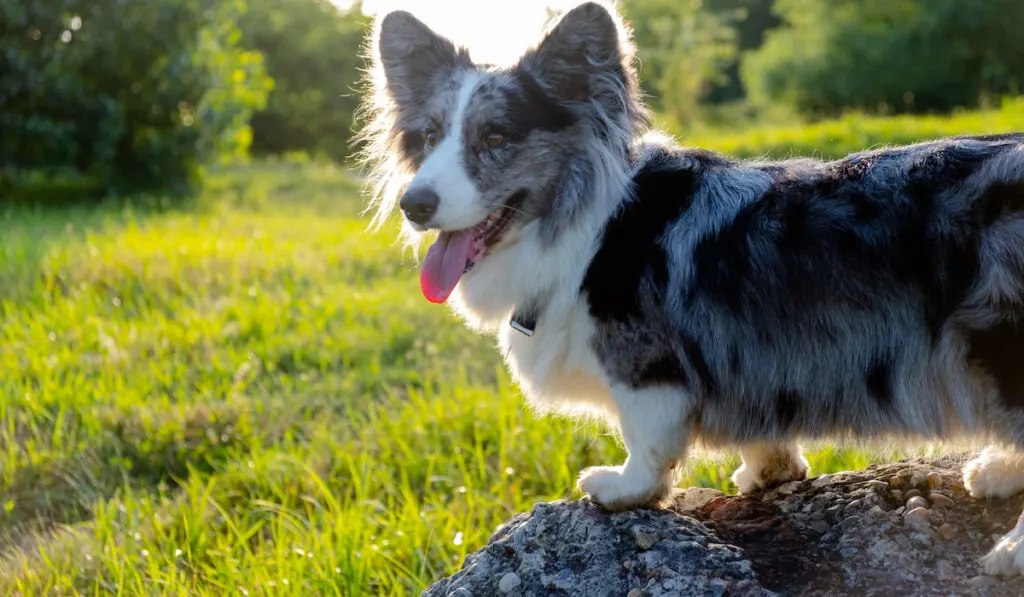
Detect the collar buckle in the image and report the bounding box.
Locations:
[510,304,538,337]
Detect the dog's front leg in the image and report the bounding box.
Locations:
[577,385,691,511]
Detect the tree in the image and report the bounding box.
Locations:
[240,0,372,162]
[701,0,779,103]
[742,0,1024,116]
[622,0,739,128]
[0,0,271,193]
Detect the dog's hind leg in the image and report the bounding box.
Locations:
[963,446,1024,576]
[981,506,1024,577]
[964,445,1024,500]
[577,385,691,511]
[731,442,811,494]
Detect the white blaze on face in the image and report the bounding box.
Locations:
[408,71,486,231]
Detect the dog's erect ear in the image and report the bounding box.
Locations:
[517,2,631,103]
[376,11,470,108]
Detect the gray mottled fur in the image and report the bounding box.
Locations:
[592,136,1024,447]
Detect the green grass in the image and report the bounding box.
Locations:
[2,103,1016,595]
[680,96,1024,159]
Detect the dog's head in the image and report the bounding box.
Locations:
[357,1,645,304]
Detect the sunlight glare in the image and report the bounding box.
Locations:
[341,0,585,65]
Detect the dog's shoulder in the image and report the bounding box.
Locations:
[632,136,736,177]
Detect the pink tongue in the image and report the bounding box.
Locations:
[420,230,475,304]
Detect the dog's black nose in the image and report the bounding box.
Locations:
[399,188,440,225]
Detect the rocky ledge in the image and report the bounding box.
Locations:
[423,454,1024,597]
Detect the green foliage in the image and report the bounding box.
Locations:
[240,0,372,162]
[693,0,780,104]
[0,0,271,193]
[681,97,1024,159]
[622,0,740,128]
[743,0,1024,116]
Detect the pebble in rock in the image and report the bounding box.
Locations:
[904,507,931,531]
[929,493,954,509]
[498,573,521,594]
[635,532,659,551]
[937,523,956,541]
[906,496,929,511]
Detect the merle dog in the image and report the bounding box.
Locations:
[357,1,1024,576]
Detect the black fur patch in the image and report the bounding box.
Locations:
[774,388,801,429]
[950,133,1024,144]
[729,345,742,375]
[682,334,718,395]
[900,146,990,337]
[634,353,689,388]
[902,143,995,206]
[968,320,1024,409]
[399,130,426,166]
[977,181,1024,226]
[865,355,895,407]
[690,148,983,342]
[582,166,701,323]
[503,70,576,140]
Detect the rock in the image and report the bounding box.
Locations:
[497,572,521,593]
[673,487,726,514]
[423,454,1024,597]
[421,499,770,597]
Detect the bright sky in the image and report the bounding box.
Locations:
[335,0,582,64]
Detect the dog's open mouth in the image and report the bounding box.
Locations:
[420,190,526,304]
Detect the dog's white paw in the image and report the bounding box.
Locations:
[981,526,1024,577]
[577,466,665,511]
[963,449,1024,499]
[731,463,765,495]
[731,449,810,495]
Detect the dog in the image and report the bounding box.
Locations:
[356,0,1024,576]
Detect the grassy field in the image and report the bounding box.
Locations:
[682,96,1024,159]
[2,103,1020,595]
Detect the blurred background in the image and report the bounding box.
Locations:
[1,1,1023,595]
[4,0,1024,197]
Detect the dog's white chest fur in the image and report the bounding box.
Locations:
[497,298,615,419]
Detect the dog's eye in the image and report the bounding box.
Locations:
[424,129,439,149]
[485,132,507,149]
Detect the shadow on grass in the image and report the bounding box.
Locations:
[0,400,260,553]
